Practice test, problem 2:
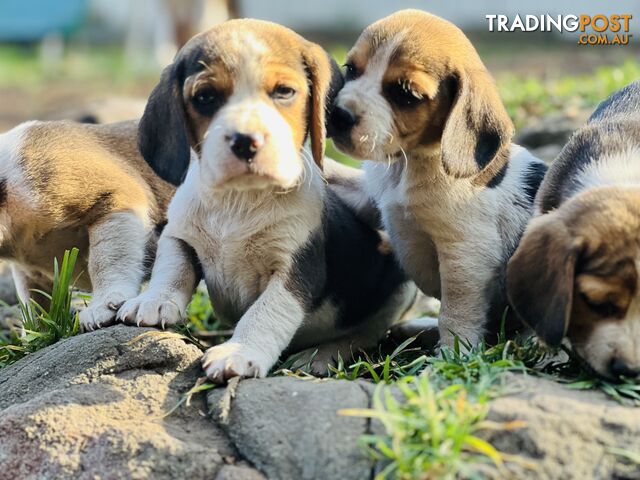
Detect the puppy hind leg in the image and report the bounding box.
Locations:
[80,210,151,331]
[11,264,33,308]
[296,282,420,375]
[10,264,55,335]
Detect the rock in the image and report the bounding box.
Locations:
[515,110,590,150]
[215,465,267,480]
[2,326,639,479]
[0,325,262,480]
[482,373,640,479]
[208,377,374,480]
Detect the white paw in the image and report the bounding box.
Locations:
[117,291,183,328]
[202,342,272,384]
[80,291,130,331]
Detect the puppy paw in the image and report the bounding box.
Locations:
[80,291,130,331]
[438,327,482,351]
[202,342,271,384]
[291,346,342,376]
[117,291,183,328]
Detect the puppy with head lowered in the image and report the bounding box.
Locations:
[329,10,547,346]
[508,81,640,380]
[0,120,173,329]
[118,19,416,382]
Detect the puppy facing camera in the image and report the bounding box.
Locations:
[120,19,416,383]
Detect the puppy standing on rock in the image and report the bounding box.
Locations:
[330,10,547,346]
[0,120,173,329]
[118,20,416,382]
[508,81,640,380]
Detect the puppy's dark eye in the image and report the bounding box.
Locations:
[581,294,624,318]
[191,87,221,116]
[271,85,296,101]
[386,80,424,108]
[344,63,359,81]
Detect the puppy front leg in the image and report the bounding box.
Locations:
[118,235,198,328]
[437,248,493,348]
[202,275,304,383]
[80,210,151,330]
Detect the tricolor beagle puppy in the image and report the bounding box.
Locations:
[118,19,416,382]
[329,10,547,347]
[508,81,640,380]
[0,120,173,329]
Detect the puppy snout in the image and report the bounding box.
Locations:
[609,357,640,379]
[330,106,358,132]
[228,132,264,162]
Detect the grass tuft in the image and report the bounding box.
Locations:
[0,248,80,367]
[341,375,530,480]
[426,335,549,397]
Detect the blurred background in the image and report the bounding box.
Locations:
[0,0,639,161]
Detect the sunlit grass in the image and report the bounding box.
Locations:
[0,248,80,367]
[0,44,158,91]
[340,376,531,480]
[498,59,640,128]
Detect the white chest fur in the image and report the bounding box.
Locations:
[165,164,323,320]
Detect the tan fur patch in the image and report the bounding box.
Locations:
[6,120,174,286]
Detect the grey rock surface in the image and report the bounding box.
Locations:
[2,325,639,480]
[483,373,640,479]
[0,325,260,480]
[208,376,374,480]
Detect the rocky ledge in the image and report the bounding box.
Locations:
[1,325,638,480]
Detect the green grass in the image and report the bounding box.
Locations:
[0,248,80,367]
[331,332,545,479]
[497,59,640,128]
[273,328,637,478]
[0,44,158,91]
[542,348,640,406]
[341,376,528,480]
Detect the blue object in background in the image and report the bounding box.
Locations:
[0,0,88,42]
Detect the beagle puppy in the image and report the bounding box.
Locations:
[508,81,640,380]
[0,120,173,329]
[329,10,547,347]
[117,19,416,382]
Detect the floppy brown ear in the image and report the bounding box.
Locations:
[303,43,344,170]
[441,68,514,178]
[138,62,191,186]
[506,215,583,346]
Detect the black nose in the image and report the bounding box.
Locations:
[330,106,357,131]
[229,133,262,161]
[610,358,640,378]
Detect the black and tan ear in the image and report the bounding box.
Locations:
[441,67,514,179]
[303,43,344,170]
[506,215,583,346]
[138,62,191,186]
